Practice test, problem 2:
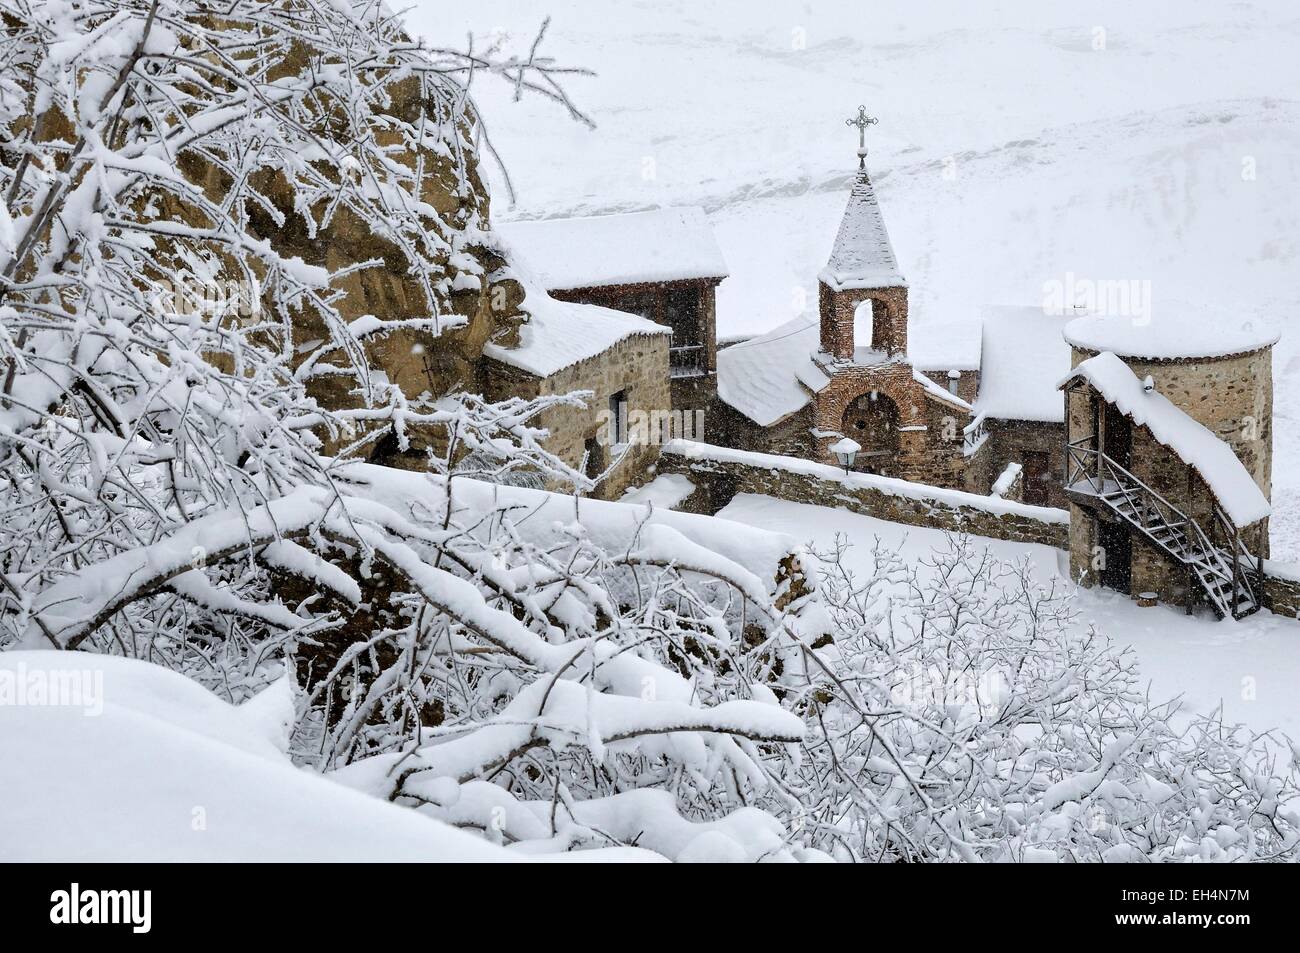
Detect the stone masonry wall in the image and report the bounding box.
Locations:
[1262,562,1300,619]
[484,332,670,500]
[710,399,816,460]
[921,368,981,405]
[657,442,1068,549]
[986,419,1068,508]
[811,359,968,488]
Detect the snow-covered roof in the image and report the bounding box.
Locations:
[973,307,1073,423]
[1064,314,1277,360]
[483,284,669,378]
[817,170,906,292]
[1060,352,1270,526]
[909,319,982,372]
[494,207,728,291]
[716,316,828,426]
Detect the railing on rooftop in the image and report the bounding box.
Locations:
[669,344,707,379]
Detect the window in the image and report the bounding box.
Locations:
[852,299,874,351]
[608,389,627,445]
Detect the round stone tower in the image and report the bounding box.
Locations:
[1063,315,1276,506]
[1062,314,1277,613]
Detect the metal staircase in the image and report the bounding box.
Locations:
[1066,441,1261,620]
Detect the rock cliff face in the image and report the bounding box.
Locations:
[152,47,530,465]
[236,71,530,463]
[11,19,557,471]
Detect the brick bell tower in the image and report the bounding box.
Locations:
[808,105,969,485]
[817,106,908,361]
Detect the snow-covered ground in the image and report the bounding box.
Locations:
[0,654,511,861]
[0,652,670,862]
[718,493,1300,741]
[408,1,1300,555]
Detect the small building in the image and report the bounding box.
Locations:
[711,316,826,458]
[1060,317,1276,617]
[482,286,671,500]
[495,208,727,427]
[964,307,1074,507]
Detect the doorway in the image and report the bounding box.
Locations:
[841,391,900,472]
[1097,519,1132,595]
[1103,403,1132,469]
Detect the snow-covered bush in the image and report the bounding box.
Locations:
[318,465,829,861]
[777,534,1300,862]
[0,0,819,861]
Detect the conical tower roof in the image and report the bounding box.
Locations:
[817,168,906,292]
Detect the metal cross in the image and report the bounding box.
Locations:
[845,105,878,168]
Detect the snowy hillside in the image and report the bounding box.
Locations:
[410,0,1300,553]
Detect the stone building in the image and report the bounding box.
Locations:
[481,289,671,499]
[963,307,1074,508]
[712,155,972,486]
[1060,318,1276,618]
[496,208,727,429]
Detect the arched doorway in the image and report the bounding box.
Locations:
[841,391,899,472]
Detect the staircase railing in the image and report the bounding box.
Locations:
[1066,443,1258,618]
[1211,504,1262,612]
[963,414,989,457]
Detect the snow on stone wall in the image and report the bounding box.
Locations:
[658,441,1068,549]
[1261,560,1300,619]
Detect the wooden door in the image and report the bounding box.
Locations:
[1022,451,1053,507]
[1098,519,1133,595]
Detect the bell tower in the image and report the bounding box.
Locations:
[817,106,908,362]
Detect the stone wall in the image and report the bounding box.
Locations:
[920,368,981,405]
[1067,502,1099,587]
[1262,561,1300,619]
[658,441,1068,549]
[484,332,670,500]
[709,399,816,460]
[984,419,1068,508]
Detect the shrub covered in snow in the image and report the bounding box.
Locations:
[777,535,1300,862]
[0,0,821,862]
